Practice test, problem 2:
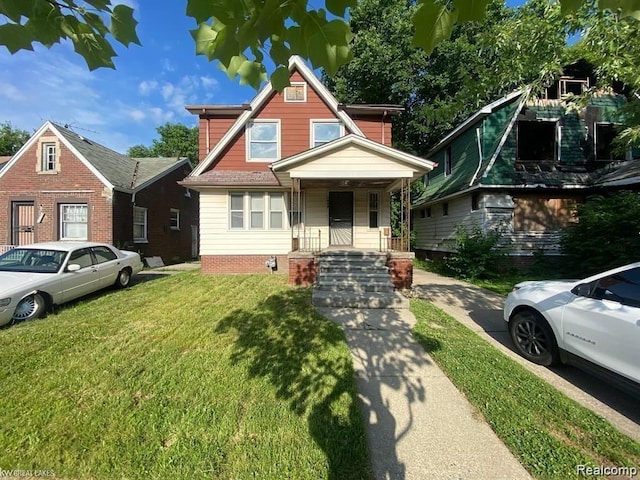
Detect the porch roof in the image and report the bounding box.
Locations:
[270,134,434,188]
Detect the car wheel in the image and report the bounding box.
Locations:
[12,294,46,323]
[115,268,132,288]
[509,310,559,366]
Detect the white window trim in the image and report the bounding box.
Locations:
[36,136,61,174]
[246,119,281,162]
[229,191,289,231]
[250,192,265,230]
[170,208,180,231]
[284,82,307,103]
[310,119,344,148]
[229,192,245,230]
[133,206,148,243]
[59,203,88,240]
[444,146,452,177]
[269,192,285,230]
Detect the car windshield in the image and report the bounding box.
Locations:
[0,248,68,273]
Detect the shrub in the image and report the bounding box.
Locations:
[561,191,640,276]
[445,223,510,280]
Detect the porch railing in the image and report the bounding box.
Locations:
[379,233,410,252]
[292,231,322,253]
[0,245,15,255]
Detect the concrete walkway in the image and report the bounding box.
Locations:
[315,305,532,480]
[411,268,640,443]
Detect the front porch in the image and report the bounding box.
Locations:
[288,248,414,290]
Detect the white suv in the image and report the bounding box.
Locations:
[504,262,640,396]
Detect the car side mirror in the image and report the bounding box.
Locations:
[571,283,592,297]
[67,264,81,272]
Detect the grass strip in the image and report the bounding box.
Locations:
[0,272,371,479]
[411,299,640,480]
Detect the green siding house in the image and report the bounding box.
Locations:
[412,75,640,264]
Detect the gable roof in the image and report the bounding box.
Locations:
[0,121,191,193]
[189,56,365,177]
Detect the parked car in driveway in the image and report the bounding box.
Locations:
[504,262,640,396]
[0,242,143,326]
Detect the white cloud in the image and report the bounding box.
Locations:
[139,80,158,95]
[200,76,219,88]
[128,109,146,121]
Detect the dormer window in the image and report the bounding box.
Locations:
[284,82,307,102]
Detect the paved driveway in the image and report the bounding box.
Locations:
[412,268,640,443]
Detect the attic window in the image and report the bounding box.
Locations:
[545,77,589,99]
[517,120,557,162]
[284,82,306,102]
[36,136,60,174]
[595,123,625,162]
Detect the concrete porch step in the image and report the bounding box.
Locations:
[319,257,389,268]
[315,280,394,293]
[318,271,391,281]
[319,264,389,274]
[312,290,409,309]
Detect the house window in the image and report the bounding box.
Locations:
[250,192,264,229]
[517,120,557,162]
[369,192,379,228]
[419,209,426,219]
[133,206,148,242]
[423,173,430,187]
[42,143,57,172]
[270,193,284,229]
[288,192,304,228]
[444,146,452,176]
[471,193,480,211]
[311,121,342,148]
[595,123,624,161]
[170,209,180,230]
[230,193,245,229]
[426,207,432,218]
[60,204,88,240]
[442,203,449,216]
[284,83,306,102]
[247,121,280,161]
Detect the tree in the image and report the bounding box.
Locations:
[0,121,30,156]
[560,191,640,276]
[127,123,199,164]
[2,0,638,91]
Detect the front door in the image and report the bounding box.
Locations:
[12,201,35,245]
[329,191,353,246]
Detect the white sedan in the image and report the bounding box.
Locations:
[504,262,640,396]
[0,241,143,326]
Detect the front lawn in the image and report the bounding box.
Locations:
[411,299,640,479]
[0,272,371,479]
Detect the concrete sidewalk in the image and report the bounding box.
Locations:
[316,306,531,480]
[411,268,640,443]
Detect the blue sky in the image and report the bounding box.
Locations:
[1,1,526,154]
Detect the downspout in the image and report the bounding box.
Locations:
[206,117,211,154]
[382,110,388,146]
[469,127,484,186]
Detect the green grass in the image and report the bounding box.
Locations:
[0,272,371,479]
[411,299,640,479]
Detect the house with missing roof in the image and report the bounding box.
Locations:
[412,67,640,266]
[0,122,198,263]
[181,56,434,287]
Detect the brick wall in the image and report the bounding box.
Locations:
[0,128,113,245]
[201,254,288,274]
[288,253,317,286]
[388,253,414,290]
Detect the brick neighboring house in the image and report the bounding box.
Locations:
[181,56,434,286]
[0,122,199,263]
[412,65,640,266]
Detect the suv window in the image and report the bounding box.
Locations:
[592,267,640,308]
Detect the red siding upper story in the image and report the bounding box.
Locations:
[196,68,395,174]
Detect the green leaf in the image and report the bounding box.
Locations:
[191,23,219,56]
[0,23,35,53]
[559,0,585,15]
[0,0,40,22]
[411,2,457,55]
[63,17,116,69]
[237,59,267,89]
[600,0,640,20]
[326,0,357,17]
[186,0,217,24]
[84,0,112,11]
[110,4,140,46]
[186,0,239,25]
[270,65,291,92]
[301,11,353,76]
[254,0,286,42]
[218,54,247,79]
[270,38,291,66]
[453,0,490,23]
[285,25,307,57]
[83,11,110,37]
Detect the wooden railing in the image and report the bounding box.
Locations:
[379,234,409,252]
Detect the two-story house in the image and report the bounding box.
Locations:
[0,122,199,263]
[412,66,640,266]
[181,56,434,286]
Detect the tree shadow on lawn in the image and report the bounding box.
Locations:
[215,288,371,480]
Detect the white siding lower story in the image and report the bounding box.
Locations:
[199,188,392,255]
